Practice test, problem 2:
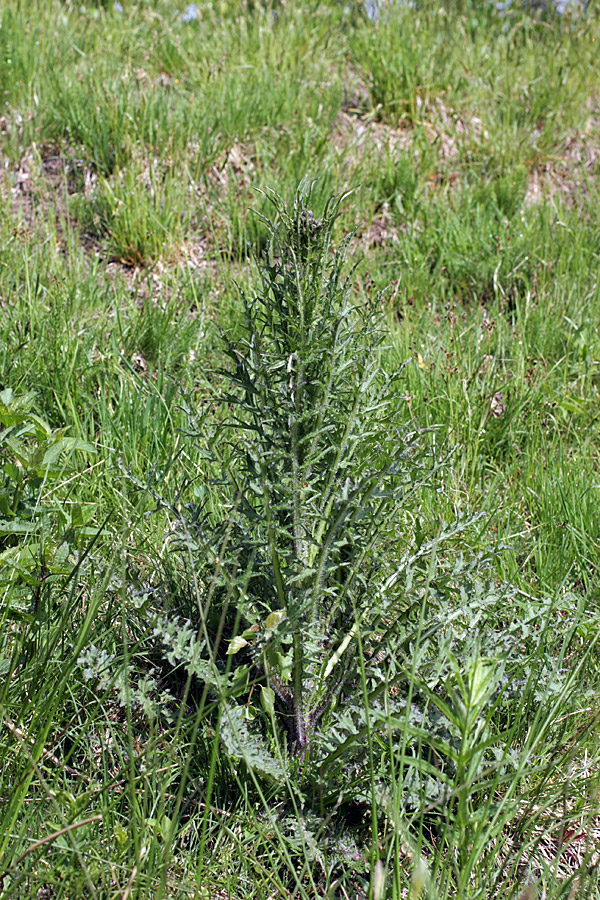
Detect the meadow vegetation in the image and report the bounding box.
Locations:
[1,0,600,897]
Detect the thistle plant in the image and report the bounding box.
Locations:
[177,180,439,768]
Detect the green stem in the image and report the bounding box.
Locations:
[292,630,307,754]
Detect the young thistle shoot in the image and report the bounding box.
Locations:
[215,181,428,759]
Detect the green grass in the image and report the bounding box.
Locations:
[1,0,600,897]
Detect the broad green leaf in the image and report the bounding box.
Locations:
[41,437,96,469]
[261,685,275,716]
[265,609,286,630]
[0,518,38,536]
[226,636,249,655]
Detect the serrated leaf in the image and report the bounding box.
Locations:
[220,704,283,780]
